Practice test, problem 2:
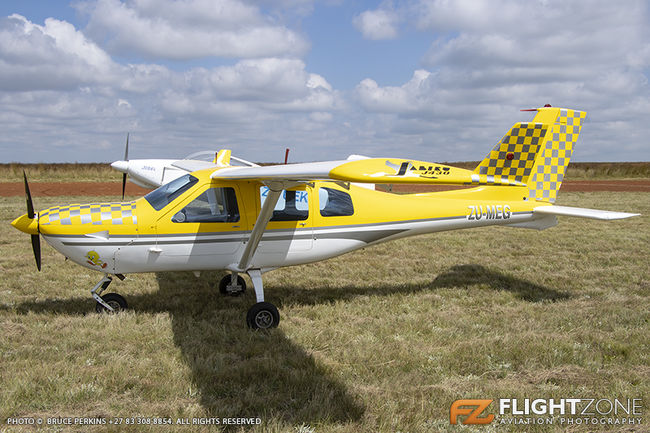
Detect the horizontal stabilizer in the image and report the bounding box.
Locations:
[534,205,640,220]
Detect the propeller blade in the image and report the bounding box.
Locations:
[31,234,41,271]
[121,133,129,201]
[23,170,34,219]
[23,171,41,271]
[122,173,127,201]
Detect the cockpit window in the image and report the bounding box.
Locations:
[144,174,198,211]
[172,187,239,223]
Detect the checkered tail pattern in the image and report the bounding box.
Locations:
[528,109,587,203]
[473,122,550,186]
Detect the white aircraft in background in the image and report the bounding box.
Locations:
[110,135,260,196]
[110,137,374,195]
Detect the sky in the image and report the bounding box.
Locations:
[0,0,649,164]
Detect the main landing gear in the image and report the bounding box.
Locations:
[220,269,280,330]
[92,274,127,313]
[91,271,280,329]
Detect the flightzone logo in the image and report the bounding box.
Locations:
[450,398,643,427]
[450,400,494,425]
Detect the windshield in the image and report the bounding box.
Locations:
[144,174,198,211]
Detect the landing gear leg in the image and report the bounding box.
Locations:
[92,274,128,313]
[246,269,279,329]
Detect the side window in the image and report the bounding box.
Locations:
[260,187,309,221]
[172,187,239,223]
[319,188,354,217]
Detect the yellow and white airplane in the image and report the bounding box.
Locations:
[11,107,639,329]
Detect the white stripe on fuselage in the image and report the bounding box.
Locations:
[44,211,537,273]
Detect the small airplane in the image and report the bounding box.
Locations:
[109,135,261,196]
[11,107,639,329]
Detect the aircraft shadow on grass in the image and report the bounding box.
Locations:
[267,264,571,308]
[2,264,569,424]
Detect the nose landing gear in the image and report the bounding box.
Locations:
[92,274,128,313]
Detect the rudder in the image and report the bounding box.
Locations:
[472,107,587,203]
[527,108,587,203]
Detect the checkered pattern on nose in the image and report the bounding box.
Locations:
[528,109,587,203]
[39,202,137,226]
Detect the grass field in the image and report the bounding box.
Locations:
[2,162,650,182]
[0,190,648,432]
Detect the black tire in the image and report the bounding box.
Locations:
[218,274,246,296]
[95,292,128,313]
[246,302,280,329]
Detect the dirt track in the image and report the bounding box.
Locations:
[0,182,152,197]
[0,180,649,197]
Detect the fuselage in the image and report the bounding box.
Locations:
[110,158,185,188]
[25,168,549,275]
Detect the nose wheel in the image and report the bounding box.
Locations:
[92,274,127,313]
[95,292,128,313]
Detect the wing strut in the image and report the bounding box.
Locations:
[237,181,299,271]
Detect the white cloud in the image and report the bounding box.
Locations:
[0,13,341,162]
[157,58,337,119]
[77,0,309,59]
[353,8,399,40]
[1,1,650,163]
[349,0,650,161]
[0,14,119,90]
[356,70,431,113]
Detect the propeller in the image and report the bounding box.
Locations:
[22,171,41,271]
[121,133,129,200]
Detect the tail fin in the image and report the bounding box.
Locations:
[473,122,549,187]
[526,108,587,203]
[473,107,587,202]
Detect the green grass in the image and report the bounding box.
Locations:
[0,192,648,432]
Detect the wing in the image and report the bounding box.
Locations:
[211,158,480,185]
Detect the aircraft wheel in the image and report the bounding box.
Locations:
[246,302,280,329]
[95,293,128,313]
[219,274,246,296]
